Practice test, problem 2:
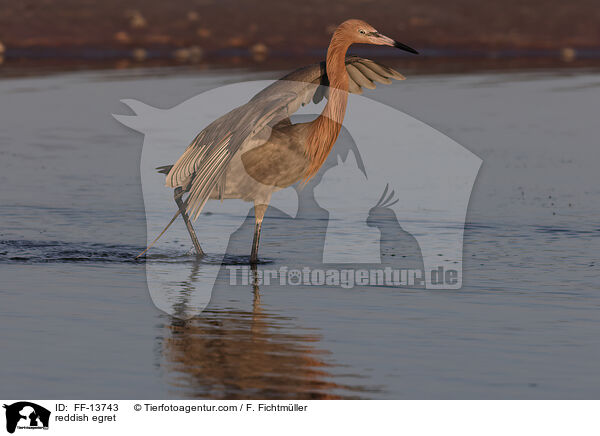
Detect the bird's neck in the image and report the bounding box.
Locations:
[303,32,350,182]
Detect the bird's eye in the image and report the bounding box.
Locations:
[359,29,366,35]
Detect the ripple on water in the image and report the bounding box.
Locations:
[0,239,275,265]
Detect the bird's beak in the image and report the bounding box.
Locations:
[376,33,419,54]
[394,40,419,55]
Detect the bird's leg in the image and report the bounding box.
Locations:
[250,203,268,264]
[174,187,205,257]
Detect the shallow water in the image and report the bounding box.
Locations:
[1,67,599,399]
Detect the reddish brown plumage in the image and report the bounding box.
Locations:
[303,19,377,182]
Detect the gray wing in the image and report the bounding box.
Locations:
[311,56,405,103]
[165,56,405,220]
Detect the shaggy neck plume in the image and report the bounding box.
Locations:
[303,29,350,182]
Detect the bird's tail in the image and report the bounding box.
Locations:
[135,209,181,259]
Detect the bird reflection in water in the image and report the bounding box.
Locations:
[159,262,374,399]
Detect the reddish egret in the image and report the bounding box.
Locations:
[139,19,418,262]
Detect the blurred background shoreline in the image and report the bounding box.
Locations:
[1,0,599,76]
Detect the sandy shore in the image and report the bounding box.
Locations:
[0,0,598,69]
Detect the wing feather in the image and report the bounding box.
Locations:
[346,64,376,90]
[347,76,363,94]
[353,62,392,84]
[311,57,403,103]
[356,58,405,81]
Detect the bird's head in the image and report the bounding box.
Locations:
[336,19,418,54]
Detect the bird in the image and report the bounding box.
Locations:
[138,19,418,263]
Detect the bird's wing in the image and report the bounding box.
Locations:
[311,56,405,103]
[165,56,404,220]
[165,86,317,220]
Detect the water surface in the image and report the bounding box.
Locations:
[1,67,599,399]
